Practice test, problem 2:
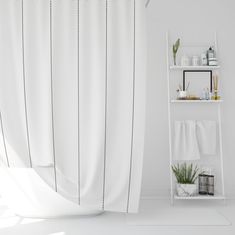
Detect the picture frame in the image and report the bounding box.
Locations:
[183,70,213,93]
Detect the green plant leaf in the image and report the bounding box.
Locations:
[173,38,180,55]
[171,163,199,184]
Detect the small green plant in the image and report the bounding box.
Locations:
[173,38,180,65]
[172,163,199,184]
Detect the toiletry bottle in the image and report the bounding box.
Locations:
[201,53,207,66]
[207,47,215,65]
[207,175,215,196]
[199,174,208,195]
[206,88,209,100]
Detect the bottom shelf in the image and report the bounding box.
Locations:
[174,194,225,200]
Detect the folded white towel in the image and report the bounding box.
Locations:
[173,120,200,161]
[196,120,217,155]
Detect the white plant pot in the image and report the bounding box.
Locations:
[176,184,197,197]
[178,91,187,99]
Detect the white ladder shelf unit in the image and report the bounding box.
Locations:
[166,32,225,204]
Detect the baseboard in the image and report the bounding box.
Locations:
[140,195,171,200]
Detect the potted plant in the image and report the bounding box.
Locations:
[172,163,200,197]
[176,82,190,99]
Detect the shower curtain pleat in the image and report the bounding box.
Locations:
[51,0,79,202]
[103,0,134,212]
[0,0,31,167]
[0,0,146,213]
[23,0,54,168]
[0,113,9,167]
[127,2,146,212]
[79,0,106,208]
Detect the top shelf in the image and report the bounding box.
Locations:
[170,65,220,71]
[169,44,213,48]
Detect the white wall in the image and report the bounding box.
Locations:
[141,0,235,198]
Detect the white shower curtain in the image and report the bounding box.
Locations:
[0,0,146,213]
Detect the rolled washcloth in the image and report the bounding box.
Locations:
[196,120,217,155]
[173,120,200,161]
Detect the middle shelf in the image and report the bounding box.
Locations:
[171,100,223,103]
[170,65,220,71]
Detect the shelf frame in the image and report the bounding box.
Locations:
[166,31,226,204]
[166,32,174,204]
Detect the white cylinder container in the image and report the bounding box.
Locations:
[192,55,200,66]
[181,55,190,66]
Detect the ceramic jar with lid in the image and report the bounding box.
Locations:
[181,55,190,66]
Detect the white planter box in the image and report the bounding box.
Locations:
[178,91,187,99]
[176,184,197,197]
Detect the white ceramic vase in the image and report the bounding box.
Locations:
[176,183,197,197]
[181,55,190,66]
[178,91,187,99]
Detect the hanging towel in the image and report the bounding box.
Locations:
[173,121,200,161]
[197,121,217,155]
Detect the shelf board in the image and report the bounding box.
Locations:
[174,195,225,200]
[170,65,220,70]
[169,44,212,48]
[171,100,223,103]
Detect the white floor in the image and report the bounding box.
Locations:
[0,198,235,235]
